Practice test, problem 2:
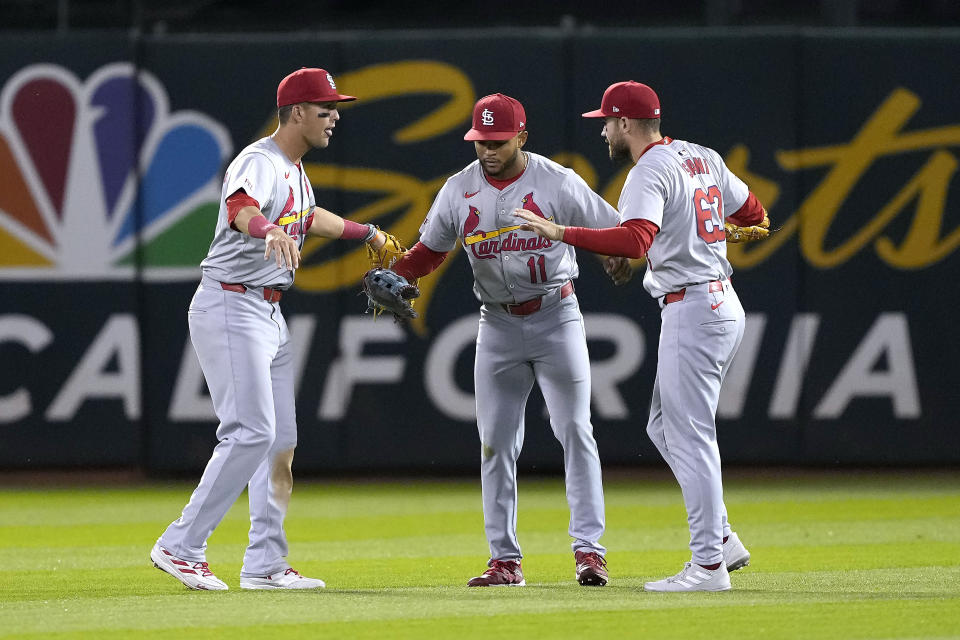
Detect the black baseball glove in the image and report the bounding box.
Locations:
[362,268,420,320]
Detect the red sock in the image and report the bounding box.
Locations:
[698,562,722,570]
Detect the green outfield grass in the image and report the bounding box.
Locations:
[0,469,958,639]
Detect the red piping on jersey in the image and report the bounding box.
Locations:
[226,190,261,229]
[638,136,673,159]
[725,191,765,227]
[561,218,659,259]
[392,241,449,281]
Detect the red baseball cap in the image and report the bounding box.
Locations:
[464,93,527,141]
[276,67,356,108]
[582,81,661,119]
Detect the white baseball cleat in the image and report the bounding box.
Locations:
[644,561,731,592]
[240,567,326,590]
[723,531,751,572]
[151,543,228,591]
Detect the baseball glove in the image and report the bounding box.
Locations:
[362,268,420,320]
[367,228,407,269]
[724,213,771,243]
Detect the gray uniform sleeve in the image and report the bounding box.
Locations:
[559,170,622,229]
[619,162,669,228]
[225,152,277,215]
[418,179,460,252]
[705,148,749,214]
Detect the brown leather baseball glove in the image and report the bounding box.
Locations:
[367,228,407,269]
[724,213,771,243]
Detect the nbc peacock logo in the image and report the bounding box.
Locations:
[0,62,232,281]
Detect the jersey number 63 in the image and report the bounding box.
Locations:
[694,186,725,244]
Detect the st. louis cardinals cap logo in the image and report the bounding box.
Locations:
[464,93,526,141]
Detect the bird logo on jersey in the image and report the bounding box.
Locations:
[520,192,545,218]
[463,206,482,237]
[463,195,553,259]
[274,186,312,238]
[462,206,494,259]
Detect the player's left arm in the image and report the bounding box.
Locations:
[711,149,769,228]
[725,192,768,228]
[306,206,388,250]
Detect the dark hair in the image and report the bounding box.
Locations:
[278,104,294,125]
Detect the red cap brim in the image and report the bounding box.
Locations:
[463,129,521,141]
[581,108,609,118]
[277,94,357,107]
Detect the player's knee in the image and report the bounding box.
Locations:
[242,426,276,452]
[553,419,586,440]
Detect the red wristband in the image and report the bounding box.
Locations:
[341,219,376,241]
[247,215,281,239]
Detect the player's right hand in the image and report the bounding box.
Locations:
[604,256,633,286]
[514,209,565,241]
[264,228,301,270]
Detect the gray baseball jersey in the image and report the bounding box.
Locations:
[619,137,748,568]
[419,152,622,302]
[619,138,749,299]
[201,136,316,289]
[420,151,620,562]
[159,136,312,578]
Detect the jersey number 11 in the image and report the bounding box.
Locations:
[527,254,548,283]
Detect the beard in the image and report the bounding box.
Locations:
[483,147,521,178]
[608,137,632,164]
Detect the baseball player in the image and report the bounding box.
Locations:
[516,81,765,592]
[391,93,632,587]
[151,67,398,591]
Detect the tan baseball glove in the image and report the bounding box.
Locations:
[724,213,771,243]
[367,228,407,268]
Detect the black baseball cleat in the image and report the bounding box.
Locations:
[575,550,608,586]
